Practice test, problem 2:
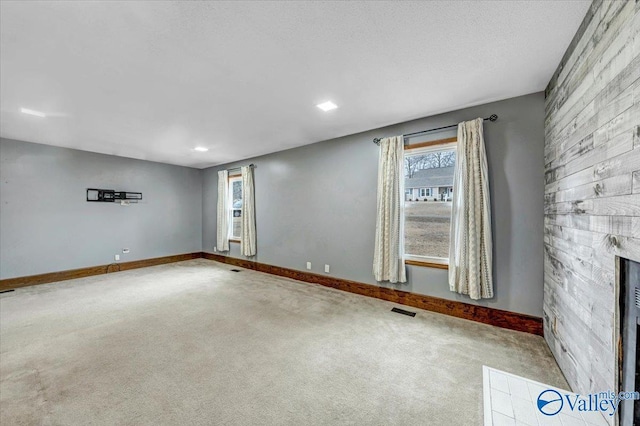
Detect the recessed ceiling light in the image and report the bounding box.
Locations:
[316,101,338,112]
[194,147,209,152]
[21,107,46,118]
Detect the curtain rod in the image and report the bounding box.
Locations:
[372,114,498,145]
[227,163,255,172]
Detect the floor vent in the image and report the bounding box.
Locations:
[0,289,15,294]
[391,307,416,317]
[230,269,241,272]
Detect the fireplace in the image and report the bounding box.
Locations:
[619,257,640,425]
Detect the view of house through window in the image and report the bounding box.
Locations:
[229,175,242,240]
[404,143,456,261]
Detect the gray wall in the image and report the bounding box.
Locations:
[544,1,639,395]
[1,94,547,317]
[0,138,203,279]
[203,92,546,317]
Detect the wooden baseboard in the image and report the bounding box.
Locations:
[1,251,543,336]
[0,252,202,291]
[202,252,543,336]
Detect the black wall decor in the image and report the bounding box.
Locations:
[86,188,142,202]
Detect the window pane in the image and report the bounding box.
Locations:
[232,180,242,202]
[404,149,455,259]
[232,212,241,238]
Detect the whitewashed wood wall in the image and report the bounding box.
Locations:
[544,0,640,396]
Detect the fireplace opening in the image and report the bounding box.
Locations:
[619,257,640,425]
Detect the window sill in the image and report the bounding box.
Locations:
[230,239,241,244]
[405,259,449,270]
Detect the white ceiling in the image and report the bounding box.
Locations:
[0,1,590,169]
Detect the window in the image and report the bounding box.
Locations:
[419,188,431,198]
[228,175,242,241]
[403,141,456,265]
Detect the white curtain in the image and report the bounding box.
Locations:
[241,166,256,257]
[373,136,407,283]
[449,118,493,300]
[216,170,230,252]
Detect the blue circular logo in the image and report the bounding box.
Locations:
[537,389,563,416]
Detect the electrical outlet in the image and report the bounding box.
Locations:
[122,248,130,254]
[552,316,558,335]
[214,246,217,252]
[324,264,330,273]
[114,254,120,261]
[306,261,311,270]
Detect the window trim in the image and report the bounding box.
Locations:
[403,139,457,267]
[406,140,456,156]
[228,174,243,242]
[405,258,449,270]
[404,136,457,151]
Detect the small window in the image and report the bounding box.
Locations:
[404,142,456,263]
[228,175,242,240]
[419,188,431,198]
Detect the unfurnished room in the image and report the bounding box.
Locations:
[1,1,639,425]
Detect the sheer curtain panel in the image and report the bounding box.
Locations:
[449,118,493,300]
[373,136,407,283]
[216,170,230,252]
[240,166,256,256]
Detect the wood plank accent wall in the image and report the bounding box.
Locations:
[543,0,640,395]
[202,252,543,335]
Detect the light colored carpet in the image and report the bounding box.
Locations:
[0,259,567,425]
